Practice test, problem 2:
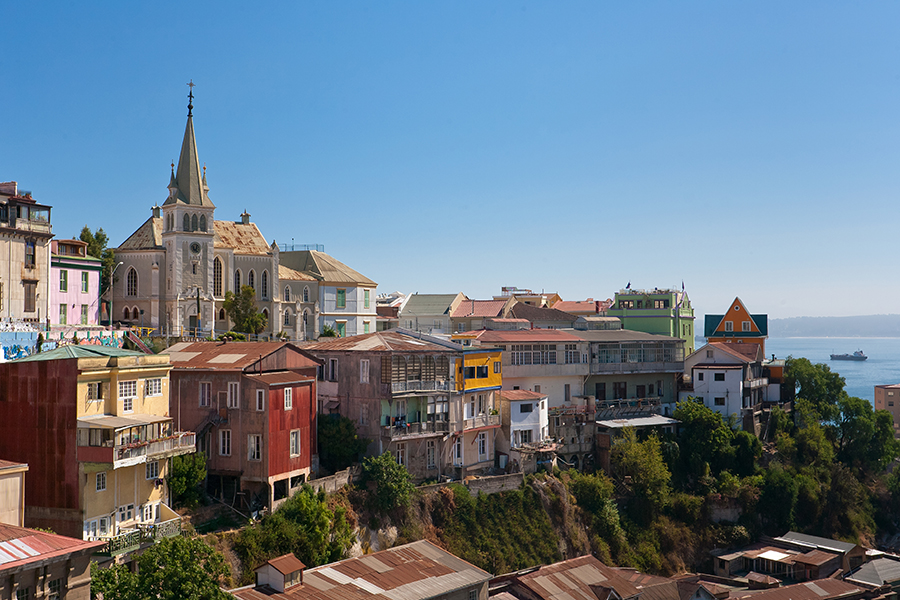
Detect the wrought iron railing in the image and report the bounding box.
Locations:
[94,517,182,557]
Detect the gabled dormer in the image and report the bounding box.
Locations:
[254,553,305,593]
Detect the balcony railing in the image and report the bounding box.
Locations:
[591,361,683,374]
[115,432,196,466]
[463,414,500,430]
[381,420,450,439]
[93,517,182,557]
[15,220,52,234]
[391,380,450,393]
[744,377,769,389]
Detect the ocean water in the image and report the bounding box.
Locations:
[765,337,900,404]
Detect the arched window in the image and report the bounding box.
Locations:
[303,310,309,326]
[234,270,241,292]
[218,308,226,321]
[191,214,198,231]
[213,258,222,297]
[261,270,269,300]
[123,307,130,320]
[261,308,268,325]
[283,286,291,302]
[199,215,207,232]
[126,268,138,297]
[183,214,190,231]
[133,306,140,321]
[303,286,309,302]
[283,310,291,327]
[248,270,255,291]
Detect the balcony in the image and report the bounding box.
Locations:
[93,516,182,557]
[391,380,451,394]
[744,377,769,390]
[381,420,450,439]
[463,414,500,430]
[78,432,196,469]
[591,361,683,375]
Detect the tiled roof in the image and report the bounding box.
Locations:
[231,540,491,600]
[552,299,611,314]
[166,341,320,370]
[452,300,507,318]
[0,524,104,571]
[118,217,163,251]
[499,390,547,402]
[462,329,582,344]
[401,294,461,316]
[279,265,316,282]
[512,554,640,600]
[306,330,459,353]
[507,302,578,323]
[214,220,272,255]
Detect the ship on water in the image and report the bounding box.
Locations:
[831,350,867,361]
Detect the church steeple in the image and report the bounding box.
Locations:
[163,81,215,208]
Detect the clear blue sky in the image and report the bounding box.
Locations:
[3,2,899,320]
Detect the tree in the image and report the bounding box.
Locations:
[784,357,846,422]
[79,226,117,296]
[835,395,900,473]
[362,451,416,513]
[610,428,671,514]
[758,464,798,534]
[223,285,268,334]
[673,400,736,482]
[317,414,370,473]
[91,536,231,600]
[168,452,207,508]
[319,323,338,338]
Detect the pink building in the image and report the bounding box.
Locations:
[50,239,101,326]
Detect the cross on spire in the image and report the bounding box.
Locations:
[187,79,195,116]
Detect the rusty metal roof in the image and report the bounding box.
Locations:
[166,341,319,371]
[0,460,27,473]
[451,300,506,318]
[459,329,583,344]
[306,330,459,354]
[265,554,306,575]
[117,217,163,251]
[214,220,272,255]
[731,580,862,600]
[231,540,491,600]
[279,264,316,281]
[0,524,104,571]
[499,390,547,402]
[512,554,640,600]
[245,371,314,386]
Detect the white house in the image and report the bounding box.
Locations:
[681,342,768,421]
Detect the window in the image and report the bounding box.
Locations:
[191,214,198,231]
[515,429,534,446]
[476,365,489,378]
[23,280,36,313]
[248,435,262,461]
[227,382,239,408]
[146,460,159,480]
[493,361,501,373]
[248,270,255,291]
[48,579,61,600]
[119,380,136,412]
[706,349,714,358]
[698,372,704,381]
[234,270,241,292]
[336,288,346,308]
[220,430,232,456]
[126,267,138,296]
[477,432,487,460]
[724,321,733,332]
[534,385,541,393]
[118,503,134,523]
[467,396,475,418]
[87,382,103,402]
[261,270,269,299]
[364,289,370,309]
[336,321,346,337]
[303,286,309,302]
[714,397,725,406]
[145,378,162,397]
[213,258,222,296]
[714,373,726,382]
[81,304,88,324]
[464,366,476,379]
[283,286,291,302]
[565,344,580,364]
[360,359,370,383]
[59,269,68,292]
[453,437,462,466]
[427,440,436,469]
[256,389,265,411]
[290,430,301,456]
[468,590,477,600]
[328,358,339,381]
[395,442,406,466]
[283,310,291,326]
[199,382,211,407]
[363,320,370,334]
[653,299,670,309]
[510,344,557,365]
[24,241,35,268]
[16,587,29,600]
[59,304,67,325]
[359,404,369,425]
[284,387,293,410]
[742,321,751,332]
[477,394,485,414]
[564,384,571,402]
[520,403,534,413]
[96,472,106,492]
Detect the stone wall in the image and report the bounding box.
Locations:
[308,466,361,494]
[418,472,524,496]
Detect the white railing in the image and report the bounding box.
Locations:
[391,380,450,393]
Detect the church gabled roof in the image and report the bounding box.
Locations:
[117,217,163,251]
[282,250,377,286]
[163,98,215,209]
[213,220,272,256]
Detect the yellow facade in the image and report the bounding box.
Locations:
[457,349,503,392]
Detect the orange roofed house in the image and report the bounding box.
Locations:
[704,297,768,356]
[166,341,321,513]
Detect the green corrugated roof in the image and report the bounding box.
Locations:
[13,345,148,362]
[401,294,460,316]
[703,314,768,338]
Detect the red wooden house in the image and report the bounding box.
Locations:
[166,341,321,512]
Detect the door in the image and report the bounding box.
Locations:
[594,382,606,401]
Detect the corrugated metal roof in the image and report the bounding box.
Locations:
[499,390,548,402]
[77,413,171,429]
[281,250,376,286]
[596,416,680,429]
[13,345,149,362]
[401,294,461,317]
[513,555,640,600]
[214,221,272,255]
[775,532,858,554]
[730,579,861,600]
[452,300,507,318]
[166,341,319,370]
[279,265,316,281]
[117,217,163,251]
[0,524,104,571]
[245,371,313,386]
[568,330,682,343]
[0,460,27,473]
[848,558,900,586]
[306,330,459,354]
[266,554,306,575]
[508,303,578,324]
[461,329,582,343]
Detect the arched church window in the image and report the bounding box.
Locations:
[283,286,291,302]
[303,286,309,303]
[261,271,269,300]
[219,308,226,321]
[126,268,138,297]
[213,258,223,297]
[183,214,190,232]
[283,310,291,327]
[234,270,241,292]
[123,307,130,320]
[248,270,255,291]
[262,308,269,325]
[199,215,207,232]
[303,310,309,326]
[191,215,198,231]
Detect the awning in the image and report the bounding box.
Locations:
[77,413,171,430]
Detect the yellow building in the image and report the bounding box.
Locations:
[0,346,195,561]
[450,347,503,476]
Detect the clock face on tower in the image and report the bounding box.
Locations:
[190,242,201,255]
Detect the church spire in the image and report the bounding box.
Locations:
[163,81,215,208]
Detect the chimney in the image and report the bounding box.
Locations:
[240,210,251,225]
[151,204,161,218]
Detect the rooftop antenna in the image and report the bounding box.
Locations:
[187,79,195,116]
